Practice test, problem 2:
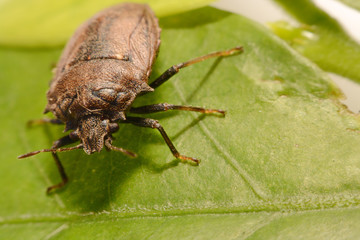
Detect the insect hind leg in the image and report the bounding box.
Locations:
[147,46,243,90]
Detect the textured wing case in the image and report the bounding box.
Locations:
[46,3,160,120]
[55,3,161,80]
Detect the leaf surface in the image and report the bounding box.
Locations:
[0,6,360,240]
[0,0,214,47]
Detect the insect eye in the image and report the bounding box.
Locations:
[117,91,126,97]
[92,88,117,102]
[58,97,74,116]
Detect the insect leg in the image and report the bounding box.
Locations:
[123,116,200,165]
[27,118,63,126]
[130,103,225,115]
[149,46,243,90]
[18,136,82,193]
[47,135,78,194]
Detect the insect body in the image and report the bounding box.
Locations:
[18,3,243,193]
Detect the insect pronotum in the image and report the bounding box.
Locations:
[18,3,243,193]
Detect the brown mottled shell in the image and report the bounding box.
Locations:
[45,3,160,124]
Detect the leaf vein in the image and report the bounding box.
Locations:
[170,74,270,200]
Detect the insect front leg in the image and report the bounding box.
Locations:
[18,133,83,193]
[47,135,77,194]
[130,103,225,115]
[148,46,243,90]
[122,116,200,165]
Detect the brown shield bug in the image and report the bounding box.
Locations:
[18,3,243,193]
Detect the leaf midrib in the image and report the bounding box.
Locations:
[1,204,359,225]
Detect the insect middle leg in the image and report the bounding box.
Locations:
[130,103,225,115]
[123,116,200,164]
[149,46,243,90]
[27,118,63,126]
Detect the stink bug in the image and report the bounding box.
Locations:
[18,3,243,193]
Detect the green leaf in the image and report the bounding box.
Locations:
[271,0,360,82]
[339,0,360,11]
[0,0,214,47]
[1,5,360,240]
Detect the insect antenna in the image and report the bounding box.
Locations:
[18,144,83,159]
